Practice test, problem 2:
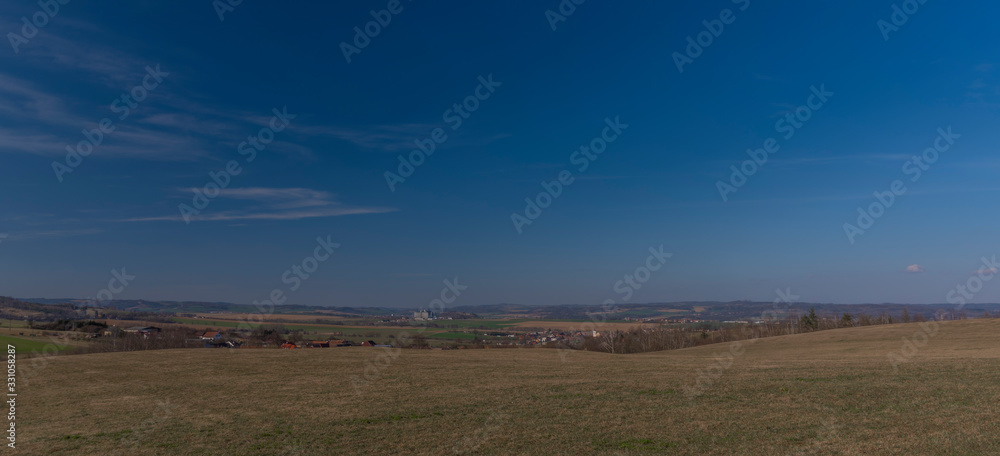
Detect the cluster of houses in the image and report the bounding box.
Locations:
[98,325,591,349]
[278,339,392,349]
[620,317,707,324]
[103,325,162,337]
[515,331,574,345]
[192,330,394,349]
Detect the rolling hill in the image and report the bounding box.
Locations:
[21,318,1000,455]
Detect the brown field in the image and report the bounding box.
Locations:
[21,319,1000,455]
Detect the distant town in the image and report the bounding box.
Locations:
[6,296,998,354]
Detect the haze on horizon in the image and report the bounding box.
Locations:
[2,1,999,308]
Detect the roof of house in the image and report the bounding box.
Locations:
[202,331,220,338]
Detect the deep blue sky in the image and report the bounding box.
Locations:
[1,0,999,307]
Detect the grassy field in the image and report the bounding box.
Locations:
[170,317,413,336]
[424,331,479,340]
[0,333,77,353]
[423,320,517,329]
[20,319,1000,454]
[185,315,525,330]
[188,313,351,322]
[170,317,516,343]
[509,320,663,331]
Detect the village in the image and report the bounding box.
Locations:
[91,323,590,350]
[8,301,757,354]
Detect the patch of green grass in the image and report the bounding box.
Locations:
[424,332,477,340]
[170,317,248,328]
[430,319,526,329]
[0,334,72,354]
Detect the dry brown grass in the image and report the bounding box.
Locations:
[20,319,1000,455]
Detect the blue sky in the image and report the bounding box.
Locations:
[1,0,999,307]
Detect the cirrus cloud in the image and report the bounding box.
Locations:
[120,187,395,222]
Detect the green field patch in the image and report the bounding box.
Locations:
[424,332,477,340]
[0,334,72,354]
[429,319,526,329]
[170,318,407,337]
[171,317,247,328]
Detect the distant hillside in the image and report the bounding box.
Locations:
[16,297,1000,322]
[453,301,1000,321]
[0,296,79,320]
[21,298,400,317]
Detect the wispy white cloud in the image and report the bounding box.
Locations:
[121,187,395,222]
[904,264,924,273]
[214,187,334,209]
[0,24,505,164]
[0,27,314,162]
[122,206,394,222]
[298,124,440,152]
[298,125,511,153]
[0,74,85,125]
[766,154,911,166]
[964,63,999,107]
[5,228,103,241]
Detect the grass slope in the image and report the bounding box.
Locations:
[0,334,74,353]
[21,319,1000,455]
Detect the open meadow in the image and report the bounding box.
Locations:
[21,319,1000,455]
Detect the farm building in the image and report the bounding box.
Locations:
[200,331,223,341]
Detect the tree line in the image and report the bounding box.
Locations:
[571,308,994,354]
